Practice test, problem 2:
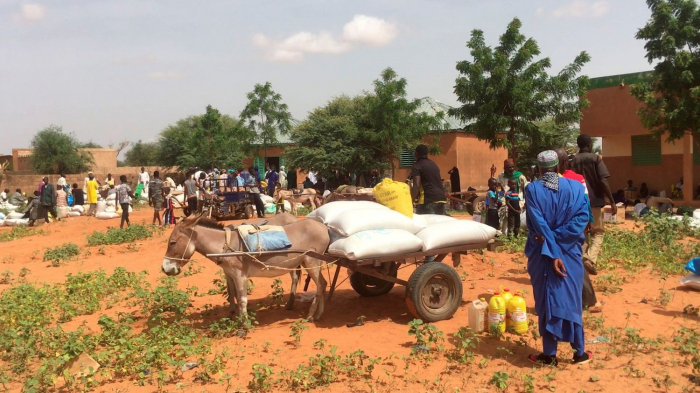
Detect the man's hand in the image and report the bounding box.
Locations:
[553,258,567,278]
[534,235,544,244]
[609,203,618,216]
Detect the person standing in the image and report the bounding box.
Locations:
[572,134,616,274]
[105,173,115,187]
[485,178,501,229]
[279,166,288,190]
[114,175,134,228]
[246,167,266,218]
[162,187,175,226]
[410,144,447,215]
[183,171,198,217]
[39,177,59,223]
[56,184,67,208]
[71,183,85,207]
[149,170,164,225]
[57,173,67,192]
[505,179,522,236]
[266,165,279,195]
[526,150,591,366]
[85,174,100,216]
[138,167,150,199]
[447,166,461,209]
[497,159,529,235]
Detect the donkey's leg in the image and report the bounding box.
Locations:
[222,266,249,318]
[303,258,327,321]
[285,268,300,310]
[225,274,240,317]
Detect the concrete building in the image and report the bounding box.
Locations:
[243,97,508,191]
[581,71,694,203]
[11,148,118,173]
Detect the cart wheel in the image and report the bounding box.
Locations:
[245,205,254,219]
[405,262,462,322]
[349,263,397,297]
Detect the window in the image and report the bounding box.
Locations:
[631,135,661,166]
[399,149,416,167]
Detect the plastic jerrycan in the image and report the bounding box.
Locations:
[468,299,488,333]
[507,292,528,334]
[488,292,506,333]
[500,288,513,330]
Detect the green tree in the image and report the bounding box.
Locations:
[240,82,293,165]
[123,140,159,166]
[449,18,591,161]
[79,141,102,148]
[361,67,445,176]
[156,106,253,171]
[30,125,94,174]
[630,0,700,147]
[514,120,580,173]
[285,95,385,177]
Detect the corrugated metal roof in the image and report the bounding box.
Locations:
[588,71,655,90]
[415,97,467,131]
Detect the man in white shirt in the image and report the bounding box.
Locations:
[138,167,150,198]
[57,173,67,192]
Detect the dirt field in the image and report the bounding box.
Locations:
[0,209,698,392]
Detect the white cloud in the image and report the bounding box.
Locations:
[113,55,156,66]
[13,3,46,24]
[148,72,185,79]
[535,7,545,16]
[253,14,398,63]
[551,1,610,18]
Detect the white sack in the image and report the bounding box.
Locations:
[67,211,81,217]
[0,213,4,220]
[58,206,70,218]
[520,212,527,229]
[71,205,85,213]
[307,200,386,225]
[416,220,498,251]
[96,201,107,214]
[0,220,3,226]
[4,218,29,227]
[328,229,423,260]
[328,208,424,237]
[680,274,700,290]
[693,210,700,220]
[260,194,274,204]
[96,212,120,220]
[105,206,116,213]
[176,185,183,192]
[6,212,24,219]
[175,194,185,204]
[418,214,456,225]
[106,194,116,201]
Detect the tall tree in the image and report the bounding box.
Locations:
[361,67,445,176]
[514,120,580,174]
[449,18,591,161]
[285,95,386,177]
[630,0,700,147]
[30,125,94,174]
[79,141,102,148]
[240,82,293,165]
[156,106,253,171]
[123,140,158,166]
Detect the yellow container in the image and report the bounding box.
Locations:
[373,178,413,218]
[488,292,506,333]
[500,288,513,329]
[507,292,528,334]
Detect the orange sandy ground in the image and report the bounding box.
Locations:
[0,209,699,393]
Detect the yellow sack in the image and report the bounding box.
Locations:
[373,178,413,218]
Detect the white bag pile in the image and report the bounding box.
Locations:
[96,212,120,220]
[314,201,498,260]
[6,212,24,220]
[4,218,29,227]
[260,194,275,205]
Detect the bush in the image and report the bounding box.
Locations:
[0,226,44,243]
[86,224,156,246]
[43,243,80,266]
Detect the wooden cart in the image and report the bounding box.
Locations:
[201,188,256,220]
[208,239,501,322]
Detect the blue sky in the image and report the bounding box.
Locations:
[0,0,654,155]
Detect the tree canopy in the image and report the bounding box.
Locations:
[156,105,253,171]
[630,0,700,144]
[123,140,159,167]
[449,18,590,161]
[30,125,94,174]
[240,82,292,163]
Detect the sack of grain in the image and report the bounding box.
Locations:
[105,206,117,213]
[260,194,274,205]
[6,212,24,219]
[416,220,498,251]
[58,206,70,218]
[679,274,700,290]
[4,218,29,227]
[96,212,120,219]
[373,178,413,218]
[418,214,456,225]
[328,208,425,237]
[67,211,81,217]
[96,201,107,214]
[328,229,423,260]
[71,205,85,213]
[306,201,385,224]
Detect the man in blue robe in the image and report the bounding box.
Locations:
[525,150,592,366]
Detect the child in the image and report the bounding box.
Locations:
[486,178,501,229]
[116,175,135,228]
[505,178,522,236]
[162,187,175,227]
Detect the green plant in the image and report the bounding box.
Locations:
[270,279,284,306]
[290,319,309,348]
[407,319,444,351]
[247,279,255,295]
[489,371,510,392]
[449,326,481,364]
[184,260,204,277]
[0,226,44,243]
[497,235,526,254]
[0,270,12,284]
[249,363,274,392]
[43,242,80,266]
[86,223,157,246]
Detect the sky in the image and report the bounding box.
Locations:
[0,0,655,156]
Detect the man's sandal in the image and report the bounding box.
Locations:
[527,353,558,367]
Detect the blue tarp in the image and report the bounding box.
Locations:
[244,231,292,252]
[685,258,700,274]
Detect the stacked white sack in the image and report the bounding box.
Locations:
[306,201,385,224]
[328,229,423,260]
[327,208,426,237]
[415,220,498,251]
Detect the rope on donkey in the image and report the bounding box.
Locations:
[240,250,338,272]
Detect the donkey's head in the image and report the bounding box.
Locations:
[161,217,199,276]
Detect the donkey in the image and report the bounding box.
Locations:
[161,215,331,321]
[273,187,317,215]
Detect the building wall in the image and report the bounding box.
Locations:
[581,85,649,137]
[601,155,696,196]
[11,148,118,172]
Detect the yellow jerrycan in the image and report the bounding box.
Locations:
[507,291,528,334]
[500,287,513,330]
[488,292,506,333]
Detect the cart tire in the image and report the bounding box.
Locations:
[405,262,462,322]
[245,205,254,219]
[471,196,486,215]
[349,263,397,297]
[466,195,478,216]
